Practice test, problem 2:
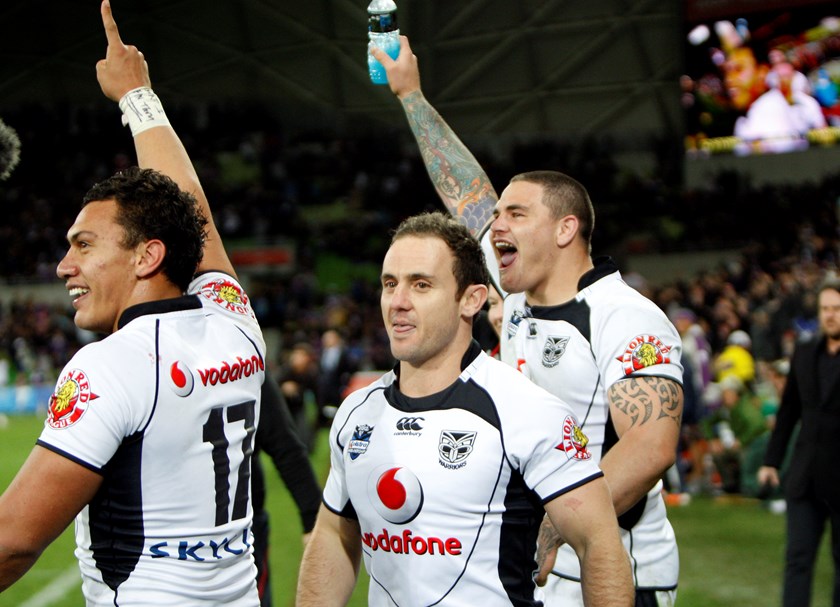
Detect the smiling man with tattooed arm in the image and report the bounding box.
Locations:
[372,38,684,607]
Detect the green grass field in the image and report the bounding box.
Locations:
[0,413,833,606]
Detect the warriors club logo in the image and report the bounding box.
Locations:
[48,368,99,429]
[542,336,570,368]
[197,278,251,316]
[557,415,592,461]
[438,430,477,469]
[369,466,425,524]
[616,334,672,376]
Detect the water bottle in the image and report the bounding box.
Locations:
[367,0,399,85]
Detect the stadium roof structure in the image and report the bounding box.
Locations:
[0,0,683,144]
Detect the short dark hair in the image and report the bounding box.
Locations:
[510,170,595,250]
[391,212,490,298]
[83,167,208,292]
[819,276,840,297]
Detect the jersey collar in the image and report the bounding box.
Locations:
[117,295,203,330]
[525,256,619,320]
[578,256,619,291]
[389,340,483,410]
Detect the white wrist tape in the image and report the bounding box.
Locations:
[118,87,170,136]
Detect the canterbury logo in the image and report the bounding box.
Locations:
[396,417,424,432]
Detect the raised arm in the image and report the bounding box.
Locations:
[296,505,362,606]
[371,37,497,236]
[95,0,234,277]
[544,477,634,606]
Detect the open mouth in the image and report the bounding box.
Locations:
[68,287,90,304]
[495,241,518,269]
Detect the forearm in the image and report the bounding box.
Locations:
[545,479,633,605]
[132,123,232,275]
[296,509,361,606]
[599,434,675,515]
[400,91,497,235]
[0,546,41,592]
[578,534,634,607]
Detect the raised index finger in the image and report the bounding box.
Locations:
[101,0,124,47]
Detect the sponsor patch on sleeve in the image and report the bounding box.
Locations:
[616,334,672,376]
[197,278,252,316]
[47,368,99,429]
[556,415,591,461]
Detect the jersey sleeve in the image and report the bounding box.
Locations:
[189,271,265,351]
[321,398,354,518]
[493,363,603,503]
[594,294,684,390]
[36,338,155,472]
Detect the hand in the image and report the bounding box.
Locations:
[757,465,780,488]
[534,514,564,587]
[369,35,421,99]
[95,0,152,101]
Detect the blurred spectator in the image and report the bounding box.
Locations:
[316,329,357,426]
[715,329,756,387]
[703,375,768,495]
[758,278,840,607]
[277,343,320,452]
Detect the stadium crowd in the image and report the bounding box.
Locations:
[1,102,840,501]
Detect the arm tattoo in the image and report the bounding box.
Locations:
[401,91,496,235]
[608,376,682,429]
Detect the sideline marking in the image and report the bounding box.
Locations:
[19,566,79,607]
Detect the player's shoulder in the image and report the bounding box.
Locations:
[190,270,255,316]
[472,353,558,401]
[340,371,394,409]
[71,328,150,368]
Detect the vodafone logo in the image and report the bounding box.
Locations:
[370,466,424,524]
[197,355,264,387]
[169,361,194,397]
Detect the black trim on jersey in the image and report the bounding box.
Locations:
[578,256,619,291]
[540,472,604,505]
[322,495,358,521]
[35,440,103,474]
[117,295,202,330]
[498,468,547,606]
[89,430,146,591]
[527,298,591,344]
[236,325,265,365]
[523,258,618,337]
[386,341,502,430]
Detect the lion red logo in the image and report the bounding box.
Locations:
[47,368,99,429]
[557,415,592,461]
[616,334,672,376]
[197,278,251,316]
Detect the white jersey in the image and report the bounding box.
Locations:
[37,272,265,606]
[500,256,683,593]
[323,342,603,607]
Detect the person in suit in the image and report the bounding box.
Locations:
[758,277,840,607]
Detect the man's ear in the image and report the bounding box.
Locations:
[556,215,579,248]
[135,239,166,279]
[461,284,488,319]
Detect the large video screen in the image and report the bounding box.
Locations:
[683,0,840,157]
